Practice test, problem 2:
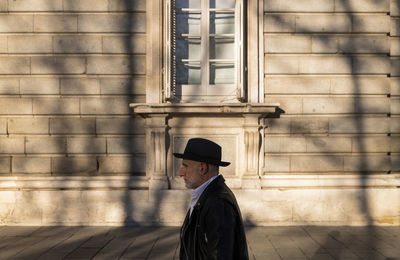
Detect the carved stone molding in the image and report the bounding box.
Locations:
[131,103,279,189]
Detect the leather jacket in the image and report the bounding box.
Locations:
[180,175,249,260]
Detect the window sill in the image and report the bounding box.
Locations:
[129,103,280,117]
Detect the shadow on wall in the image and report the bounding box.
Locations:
[265,0,396,258]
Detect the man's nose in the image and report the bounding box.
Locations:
[178,167,185,177]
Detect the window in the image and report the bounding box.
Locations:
[164,0,245,103]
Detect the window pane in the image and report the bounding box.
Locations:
[176,0,201,9]
[177,37,201,60]
[210,0,235,9]
[177,62,201,84]
[177,12,201,35]
[210,62,234,84]
[210,12,235,34]
[209,36,234,60]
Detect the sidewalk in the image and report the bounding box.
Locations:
[0,226,399,260]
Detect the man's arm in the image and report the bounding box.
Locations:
[204,199,237,260]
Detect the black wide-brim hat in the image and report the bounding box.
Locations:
[173,138,230,167]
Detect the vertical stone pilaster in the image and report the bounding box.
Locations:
[242,114,262,188]
[145,114,168,189]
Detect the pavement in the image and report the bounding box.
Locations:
[0,226,399,260]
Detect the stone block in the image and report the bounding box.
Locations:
[8,118,49,134]
[100,77,146,95]
[306,137,352,153]
[263,156,290,172]
[329,117,389,134]
[34,15,77,32]
[54,36,102,54]
[0,15,33,32]
[390,136,400,152]
[31,56,86,75]
[25,137,66,154]
[102,35,146,54]
[344,156,391,172]
[61,78,100,95]
[33,98,79,115]
[0,137,25,153]
[264,56,298,74]
[351,137,391,152]
[265,137,306,153]
[0,57,30,74]
[63,0,108,11]
[337,35,389,54]
[265,118,291,134]
[303,97,353,114]
[80,97,133,115]
[264,0,334,12]
[335,0,389,12]
[265,76,330,94]
[51,156,97,174]
[296,15,352,33]
[0,119,6,134]
[391,78,400,95]
[391,18,400,37]
[0,79,19,95]
[392,98,400,114]
[0,0,6,11]
[352,15,390,33]
[264,96,302,114]
[98,156,145,174]
[291,155,344,172]
[264,35,311,54]
[331,77,390,95]
[106,137,145,154]
[0,98,32,114]
[20,78,60,95]
[50,117,95,134]
[311,35,339,53]
[353,56,390,74]
[291,118,329,134]
[12,156,51,173]
[392,58,400,77]
[391,38,400,56]
[304,97,390,114]
[8,0,62,11]
[8,35,53,53]
[86,56,146,75]
[67,137,106,154]
[96,118,145,134]
[108,0,146,11]
[264,15,296,33]
[0,157,10,173]
[392,155,400,171]
[78,14,146,33]
[299,56,351,74]
[390,116,400,133]
[0,36,6,53]
[392,0,400,16]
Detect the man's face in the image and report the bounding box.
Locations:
[178,159,203,189]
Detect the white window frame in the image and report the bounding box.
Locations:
[164,0,245,103]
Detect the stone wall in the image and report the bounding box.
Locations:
[0,0,147,177]
[0,0,399,226]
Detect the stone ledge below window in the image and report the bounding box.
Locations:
[129,103,280,117]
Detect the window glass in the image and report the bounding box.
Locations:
[210,62,234,84]
[177,62,201,85]
[210,12,235,34]
[210,0,235,9]
[209,36,234,60]
[176,12,201,35]
[176,0,201,9]
[177,37,201,60]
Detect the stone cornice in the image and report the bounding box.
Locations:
[129,103,280,117]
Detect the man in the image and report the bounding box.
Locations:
[174,138,249,260]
